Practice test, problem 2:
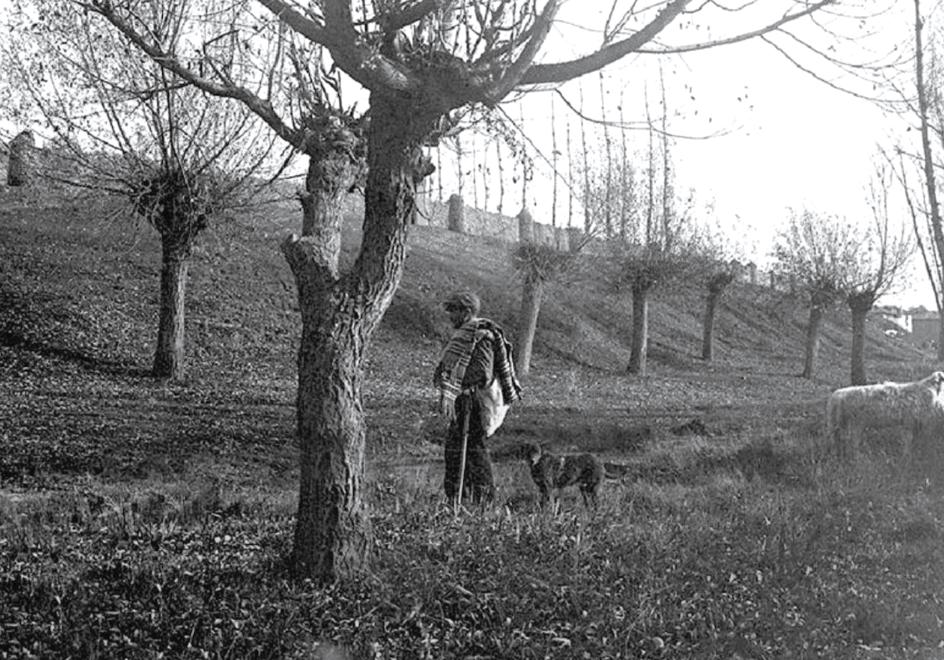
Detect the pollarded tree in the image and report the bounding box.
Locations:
[774,209,860,379]
[845,161,913,385]
[685,216,746,363]
[702,267,737,362]
[617,240,700,376]
[83,0,851,582]
[512,239,573,377]
[3,1,286,380]
[587,110,699,377]
[578,66,714,376]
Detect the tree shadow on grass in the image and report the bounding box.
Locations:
[0,329,149,377]
[497,417,653,457]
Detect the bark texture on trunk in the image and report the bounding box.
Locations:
[848,293,874,386]
[628,283,650,376]
[802,305,824,380]
[515,276,544,377]
[299,160,347,266]
[850,306,868,386]
[290,293,370,581]
[702,290,720,362]
[914,0,944,362]
[702,273,733,362]
[152,244,189,380]
[284,93,436,583]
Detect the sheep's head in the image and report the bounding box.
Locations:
[931,371,944,395]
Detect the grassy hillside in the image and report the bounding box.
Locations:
[2,187,943,658]
[0,183,928,482]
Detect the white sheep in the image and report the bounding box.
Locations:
[824,371,944,461]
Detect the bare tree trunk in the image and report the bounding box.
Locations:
[550,95,558,228]
[645,87,655,246]
[519,104,529,210]
[495,139,504,215]
[515,275,544,377]
[802,304,824,379]
[284,160,363,584]
[152,243,189,380]
[565,117,573,228]
[483,150,490,213]
[471,133,479,210]
[619,91,629,242]
[436,145,443,203]
[284,95,435,583]
[579,86,591,235]
[702,290,720,362]
[600,73,613,237]
[702,274,733,362]
[628,282,650,376]
[914,0,944,361]
[659,65,673,251]
[850,301,870,385]
[289,290,370,581]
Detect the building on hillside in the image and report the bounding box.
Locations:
[876,306,912,334]
[911,312,940,348]
[874,307,941,347]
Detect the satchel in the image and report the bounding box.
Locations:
[476,376,510,438]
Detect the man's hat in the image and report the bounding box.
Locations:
[443,290,480,314]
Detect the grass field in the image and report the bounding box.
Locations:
[1,186,943,659]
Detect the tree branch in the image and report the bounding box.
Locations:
[484,0,564,101]
[521,0,838,86]
[262,0,425,96]
[634,0,837,54]
[520,0,691,85]
[381,0,450,32]
[256,0,331,45]
[85,1,304,148]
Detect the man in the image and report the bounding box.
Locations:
[433,291,521,504]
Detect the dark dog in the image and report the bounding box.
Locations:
[523,443,603,508]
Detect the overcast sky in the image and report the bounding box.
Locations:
[480,1,934,308]
[2,1,933,307]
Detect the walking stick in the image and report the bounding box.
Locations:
[454,401,472,514]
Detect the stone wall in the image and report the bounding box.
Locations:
[420,193,577,246]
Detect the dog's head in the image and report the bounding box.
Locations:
[521,442,543,464]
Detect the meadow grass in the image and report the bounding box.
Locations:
[2,192,942,658]
[3,430,942,659]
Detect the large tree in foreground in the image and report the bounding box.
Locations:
[900,0,944,359]
[83,0,845,582]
